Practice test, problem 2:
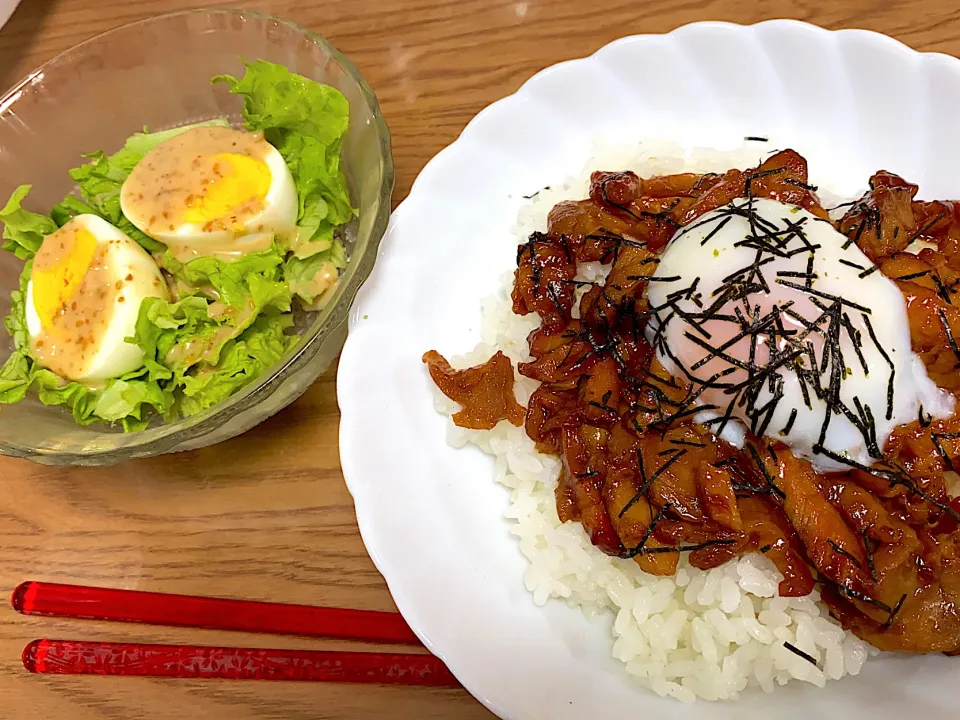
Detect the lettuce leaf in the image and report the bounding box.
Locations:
[0,262,36,402]
[134,295,219,378]
[50,195,98,228]
[179,244,289,310]
[284,241,345,304]
[178,312,296,417]
[0,349,31,404]
[213,60,354,257]
[133,244,294,396]
[28,366,172,432]
[0,186,59,260]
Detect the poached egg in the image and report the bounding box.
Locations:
[119,126,297,258]
[26,214,169,383]
[646,197,953,472]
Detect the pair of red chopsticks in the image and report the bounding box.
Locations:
[11,581,459,686]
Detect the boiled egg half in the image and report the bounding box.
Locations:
[647,197,954,472]
[119,126,298,256]
[26,214,169,382]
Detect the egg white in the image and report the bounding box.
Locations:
[647,197,954,472]
[26,214,169,383]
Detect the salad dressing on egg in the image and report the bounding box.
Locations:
[29,225,119,380]
[121,126,273,237]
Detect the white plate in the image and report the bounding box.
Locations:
[339,20,960,719]
[0,0,20,34]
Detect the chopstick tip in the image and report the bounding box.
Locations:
[11,581,33,613]
[21,639,43,673]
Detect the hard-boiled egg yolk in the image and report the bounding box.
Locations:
[25,214,169,383]
[31,225,98,330]
[119,126,298,258]
[180,153,271,227]
[646,197,954,472]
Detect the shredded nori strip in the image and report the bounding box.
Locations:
[746,444,786,499]
[894,269,932,282]
[860,530,879,582]
[670,437,706,448]
[699,214,733,247]
[828,539,862,569]
[880,593,908,631]
[631,538,736,555]
[744,136,769,142]
[813,447,960,522]
[781,408,798,436]
[619,502,672,558]
[828,580,895,615]
[783,177,819,192]
[838,258,866,271]
[783,641,818,667]
[910,209,948,241]
[931,433,955,470]
[936,307,960,369]
[619,450,688,518]
[932,273,954,305]
[860,312,895,421]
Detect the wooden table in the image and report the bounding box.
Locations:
[0,0,958,717]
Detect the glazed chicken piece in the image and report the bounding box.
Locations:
[679,149,828,225]
[560,423,623,556]
[737,495,815,597]
[422,350,525,430]
[838,171,923,263]
[881,250,960,393]
[822,524,960,653]
[547,199,645,263]
[750,442,872,595]
[512,231,578,330]
[602,463,680,576]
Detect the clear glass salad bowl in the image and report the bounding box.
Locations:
[0,8,393,465]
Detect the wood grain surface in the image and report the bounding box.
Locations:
[1,0,959,717]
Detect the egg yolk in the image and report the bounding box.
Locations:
[181,152,271,226]
[32,225,98,329]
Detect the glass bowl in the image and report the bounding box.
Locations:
[0,8,394,465]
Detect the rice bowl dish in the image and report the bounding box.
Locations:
[425,139,960,702]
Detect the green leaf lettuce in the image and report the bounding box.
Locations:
[214,60,354,258]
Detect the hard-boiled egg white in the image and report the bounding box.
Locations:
[646,197,954,472]
[26,214,169,383]
[119,125,297,255]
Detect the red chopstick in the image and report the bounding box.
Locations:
[12,581,420,645]
[23,639,459,685]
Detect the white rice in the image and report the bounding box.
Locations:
[430,140,874,702]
